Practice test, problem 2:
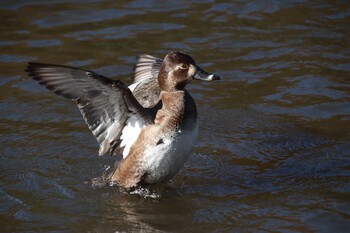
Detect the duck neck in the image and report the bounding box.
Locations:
[155,91,185,129]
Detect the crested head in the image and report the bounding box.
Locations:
[157,51,220,92]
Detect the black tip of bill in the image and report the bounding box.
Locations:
[193,65,220,81]
[207,74,221,81]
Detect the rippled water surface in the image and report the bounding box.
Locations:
[1,1,350,232]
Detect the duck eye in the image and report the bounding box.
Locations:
[179,63,188,69]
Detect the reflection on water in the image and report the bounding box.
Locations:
[1,0,349,232]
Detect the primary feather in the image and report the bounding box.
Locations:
[26,62,148,156]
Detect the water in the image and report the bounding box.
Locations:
[1,1,349,232]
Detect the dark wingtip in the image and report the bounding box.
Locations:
[26,62,37,78]
[211,74,220,81]
[26,62,47,82]
[25,62,33,73]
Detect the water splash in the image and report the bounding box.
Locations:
[89,164,163,199]
[90,165,112,188]
[129,187,161,199]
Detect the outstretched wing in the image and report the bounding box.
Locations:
[130,54,162,108]
[26,62,149,156]
[133,54,162,84]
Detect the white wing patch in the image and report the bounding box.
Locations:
[119,83,150,158]
[128,82,140,92]
[120,115,145,158]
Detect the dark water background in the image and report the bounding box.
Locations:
[1,1,350,232]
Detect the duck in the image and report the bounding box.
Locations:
[26,51,220,189]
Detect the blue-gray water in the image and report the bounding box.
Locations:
[0,1,349,232]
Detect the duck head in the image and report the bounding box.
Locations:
[158,51,220,91]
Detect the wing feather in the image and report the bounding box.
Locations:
[27,62,148,156]
[132,54,162,108]
[133,54,162,84]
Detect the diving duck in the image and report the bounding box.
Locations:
[26,51,220,189]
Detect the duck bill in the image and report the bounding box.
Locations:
[193,65,220,81]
